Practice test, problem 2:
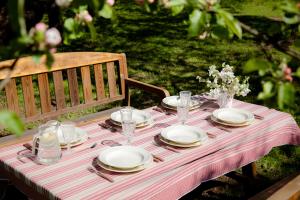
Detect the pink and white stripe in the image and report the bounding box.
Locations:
[0,100,299,200]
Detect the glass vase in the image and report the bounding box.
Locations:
[217,91,234,108]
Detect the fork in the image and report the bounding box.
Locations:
[87,166,114,183]
[153,107,175,116]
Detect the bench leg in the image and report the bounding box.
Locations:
[242,162,257,178]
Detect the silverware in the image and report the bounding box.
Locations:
[87,166,114,183]
[98,123,118,132]
[153,107,175,116]
[254,114,264,120]
[206,132,217,138]
[76,142,97,152]
[152,154,164,162]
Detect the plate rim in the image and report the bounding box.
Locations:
[160,125,207,145]
[98,145,152,169]
[59,127,88,147]
[96,158,146,173]
[210,115,254,127]
[212,108,254,125]
[159,135,202,148]
[110,110,153,127]
[162,96,200,109]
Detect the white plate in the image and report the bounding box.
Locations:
[210,115,254,127]
[162,96,200,110]
[57,127,88,147]
[96,159,146,173]
[98,146,152,169]
[159,135,202,148]
[110,110,153,127]
[161,124,208,145]
[212,108,254,124]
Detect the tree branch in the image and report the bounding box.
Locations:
[240,22,300,61]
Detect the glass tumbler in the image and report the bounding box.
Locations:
[179,91,192,107]
[60,121,76,154]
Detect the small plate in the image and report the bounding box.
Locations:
[210,115,254,127]
[110,110,153,127]
[162,96,200,110]
[96,159,146,173]
[98,146,152,170]
[160,125,208,145]
[57,127,88,147]
[159,135,202,148]
[212,108,254,124]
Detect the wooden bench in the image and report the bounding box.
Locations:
[0,52,169,147]
[249,172,300,200]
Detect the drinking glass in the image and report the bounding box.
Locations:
[179,91,192,107]
[120,107,135,144]
[60,121,76,154]
[122,120,136,144]
[177,103,189,124]
[120,106,133,122]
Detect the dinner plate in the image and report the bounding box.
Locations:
[98,146,152,170]
[210,115,254,127]
[159,135,202,148]
[212,108,254,124]
[162,96,201,110]
[58,127,88,148]
[160,125,208,145]
[110,110,153,127]
[96,159,146,173]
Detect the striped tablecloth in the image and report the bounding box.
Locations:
[0,100,299,200]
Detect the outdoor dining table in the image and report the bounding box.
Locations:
[0,99,300,200]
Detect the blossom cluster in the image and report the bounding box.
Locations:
[197,63,250,97]
[29,23,62,53]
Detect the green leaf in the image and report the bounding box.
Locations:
[283,15,299,24]
[99,4,113,19]
[46,53,54,69]
[258,81,274,100]
[8,0,27,37]
[168,0,186,7]
[243,59,272,74]
[216,9,242,39]
[87,23,96,41]
[32,54,42,64]
[295,67,300,78]
[188,9,206,37]
[171,5,185,16]
[277,82,295,109]
[64,18,76,32]
[0,111,24,136]
[211,25,230,39]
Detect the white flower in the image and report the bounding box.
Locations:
[107,0,115,6]
[55,0,72,8]
[76,10,93,24]
[198,63,250,97]
[45,28,62,46]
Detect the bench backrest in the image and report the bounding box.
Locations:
[0,52,128,122]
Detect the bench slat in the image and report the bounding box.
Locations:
[107,62,117,98]
[5,79,20,114]
[21,76,36,117]
[94,64,106,100]
[38,73,52,113]
[81,66,93,103]
[67,68,80,106]
[53,71,66,110]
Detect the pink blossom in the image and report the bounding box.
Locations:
[50,48,57,54]
[148,0,155,3]
[45,28,62,46]
[284,75,293,82]
[283,67,292,75]
[107,0,115,6]
[35,22,47,32]
[84,14,93,23]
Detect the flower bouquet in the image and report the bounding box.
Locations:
[197,63,250,108]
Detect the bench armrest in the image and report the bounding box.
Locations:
[125,78,170,101]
